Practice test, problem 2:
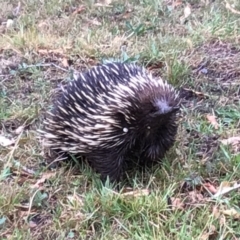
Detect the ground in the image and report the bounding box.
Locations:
[0,0,240,239]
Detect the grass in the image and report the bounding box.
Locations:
[0,0,240,239]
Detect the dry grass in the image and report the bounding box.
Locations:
[0,0,240,239]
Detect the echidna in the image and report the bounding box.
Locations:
[39,62,180,183]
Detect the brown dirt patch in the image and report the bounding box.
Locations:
[188,39,240,84]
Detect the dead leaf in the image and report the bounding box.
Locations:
[170,197,185,210]
[172,0,182,8]
[0,135,15,147]
[16,175,31,185]
[219,214,226,226]
[212,206,220,219]
[15,125,25,135]
[29,220,37,228]
[37,49,49,54]
[31,172,57,189]
[184,4,191,18]
[87,18,102,26]
[225,1,240,15]
[37,21,48,29]
[206,114,219,129]
[95,0,112,7]
[186,39,193,49]
[121,11,132,20]
[180,4,191,23]
[63,45,72,51]
[201,0,209,6]
[200,225,216,240]
[38,49,65,56]
[212,181,240,198]
[203,182,218,194]
[221,208,240,219]
[67,194,84,208]
[62,58,69,68]
[188,191,204,203]
[49,49,64,54]
[72,5,86,15]
[122,189,150,197]
[220,136,240,146]
[6,19,14,29]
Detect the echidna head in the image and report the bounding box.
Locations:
[124,81,181,143]
[152,98,179,116]
[143,98,179,131]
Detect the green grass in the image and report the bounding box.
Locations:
[1,0,240,239]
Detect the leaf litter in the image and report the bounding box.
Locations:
[166,178,240,233]
[206,114,219,130]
